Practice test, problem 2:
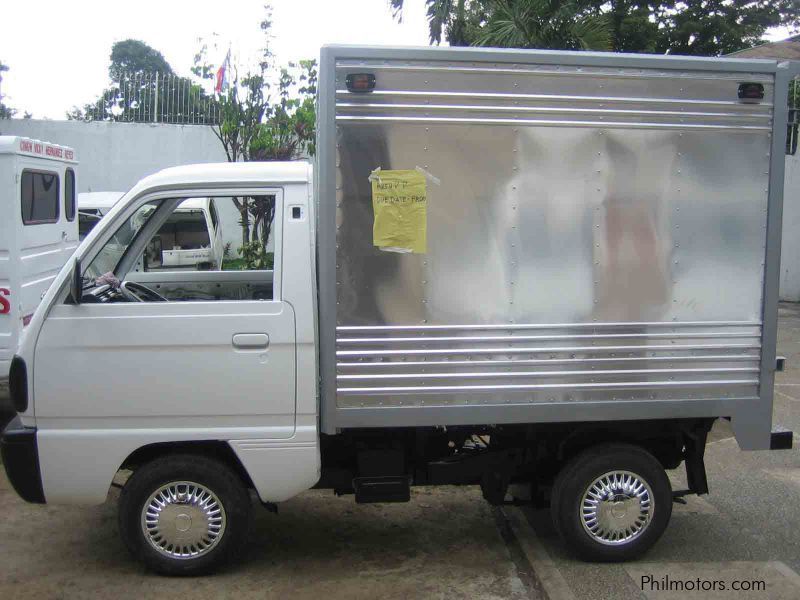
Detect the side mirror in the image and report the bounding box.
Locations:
[68,257,82,305]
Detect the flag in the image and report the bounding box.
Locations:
[215,49,231,94]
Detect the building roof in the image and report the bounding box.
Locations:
[727,36,800,61]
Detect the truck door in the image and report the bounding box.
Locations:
[32,191,296,438]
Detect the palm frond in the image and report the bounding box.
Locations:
[475,0,612,50]
[427,0,457,44]
[389,0,404,22]
[571,14,613,51]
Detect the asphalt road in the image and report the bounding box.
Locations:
[1,304,800,599]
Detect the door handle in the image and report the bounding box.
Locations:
[232,333,270,350]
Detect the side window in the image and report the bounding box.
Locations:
[136,195,277,302]
[65,168,76,221]
[78,195,279,304]
[21,170,60,225]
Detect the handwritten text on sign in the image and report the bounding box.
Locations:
[370,169,427,254]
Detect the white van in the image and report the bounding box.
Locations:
[79,193,223,270]
[0,136,78,379]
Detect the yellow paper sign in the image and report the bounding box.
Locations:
[371,169,427,254]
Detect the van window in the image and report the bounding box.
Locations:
[65,169,76,221]
[157,209,211,253]
[21,170,60,225]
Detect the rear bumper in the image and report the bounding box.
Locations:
[1,416,45,503]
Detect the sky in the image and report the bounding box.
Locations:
[0,0,431,119]
[0,1,792,119]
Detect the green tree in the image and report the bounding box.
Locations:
[109,39,174,80]
[390,0,611,48]
[391,0,800,55]
[391,0,483,45]
[1,60,17,119]
[589,1,657,53]
[249,60,317,160]
[69,40,213,123]
[197,4,316,257]
[476,0,611,50]
[647,0,798,56]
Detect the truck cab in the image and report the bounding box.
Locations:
[0,136,78,379]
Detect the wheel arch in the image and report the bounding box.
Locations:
[118,440,256,490]
[553,418,714,472]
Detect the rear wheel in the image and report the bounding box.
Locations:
[551,443,672,562]
[118,454,252,575]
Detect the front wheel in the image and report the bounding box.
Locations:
[118,454,252,575]
[551,443,672,562]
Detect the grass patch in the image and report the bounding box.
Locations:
[222,258,249,271]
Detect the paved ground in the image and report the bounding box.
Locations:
[1,305,800,599]
[0,480,535,600]
[515,302,800,600]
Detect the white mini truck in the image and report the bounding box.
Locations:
[0,136,79,380]
[2,46,796,575]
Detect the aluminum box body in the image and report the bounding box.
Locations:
[316,46,794,449]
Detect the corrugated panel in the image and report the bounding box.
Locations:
[335,60,773,132]
[336,322,761,406]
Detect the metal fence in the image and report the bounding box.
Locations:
[79,72,220,125]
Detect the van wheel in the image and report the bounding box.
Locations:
[550,444,672,562]
[118,454,252,575]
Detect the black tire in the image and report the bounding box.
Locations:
[550,443,672,562]
[118,454,252,575]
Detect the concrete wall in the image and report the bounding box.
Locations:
[781,154,800,301]
[0,119,226,193]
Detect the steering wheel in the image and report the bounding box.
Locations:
[120,281,169,303]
